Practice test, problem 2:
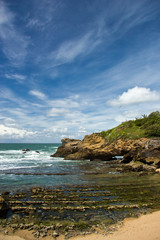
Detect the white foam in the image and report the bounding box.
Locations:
[0,146,65,172]
[0,165,34,170]
[0,150,22,154]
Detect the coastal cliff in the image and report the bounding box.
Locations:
[52,135,160,168]
[52,112,160,169]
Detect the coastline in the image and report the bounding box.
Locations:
[1,210,160,240]
[1,138,160,240]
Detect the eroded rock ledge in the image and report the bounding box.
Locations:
[52,134,160,169]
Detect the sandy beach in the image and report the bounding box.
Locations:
[1,210,160,240]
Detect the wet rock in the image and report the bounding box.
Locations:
[35,151,40,154]
[0,196,8,217]
[155,168,160,173]
[123,161,156,173]
[4,230,8,235]
[33,231,40,238]
[22,148,30,152]
[1,191,10,196]
[31,187,43,194]
[40,232,47,238]
[11,224,19,230]
[33,225,40,230]
[138,171,148,176]
[52,231,59,237]
[56,223,63,229]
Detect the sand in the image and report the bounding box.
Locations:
[0,210,160,240]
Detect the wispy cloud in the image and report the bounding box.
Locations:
[44,0,159,71]
[26,0,63,30]
[49,32,100,67]
[47,108,69,117]
[101,0,159,40]
[0,87,15,100]
[48,97,80,108]
[88,40,160,98]
[5,73,26,83]
[0,1,29,66]
[29,90,47,100]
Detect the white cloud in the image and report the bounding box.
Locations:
[108,86,160,106]
[49,98,79,108]
[0,124,36,139]
[51,127,68,133]
[1,117,16,127]
[47,108,69,117]
[29,90,46,100]
[78,126,87,133]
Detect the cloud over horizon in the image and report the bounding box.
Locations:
[0,124,36,139]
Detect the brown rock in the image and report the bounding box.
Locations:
[52,135,160,170]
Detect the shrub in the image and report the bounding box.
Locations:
[99,111,160,142]
[145,123,160,137]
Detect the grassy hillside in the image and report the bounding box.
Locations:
[99,111,160,142]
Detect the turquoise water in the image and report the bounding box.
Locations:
[0,143,89,191]
[1,143,160,195]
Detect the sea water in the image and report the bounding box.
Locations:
[0,143,89,191]
[1,143,160,195]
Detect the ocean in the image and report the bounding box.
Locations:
[0,143,90,191]
[1,143,160,197]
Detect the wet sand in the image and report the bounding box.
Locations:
[1,210,160,240]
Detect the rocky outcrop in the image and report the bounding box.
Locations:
[52,134,160,168]
[51,138,82,159]
[22,148,30,152]
[0,196,8,217]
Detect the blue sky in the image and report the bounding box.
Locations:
[0,0,160,143]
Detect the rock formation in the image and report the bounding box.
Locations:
[0,196,8,217]
[52,134,160,169]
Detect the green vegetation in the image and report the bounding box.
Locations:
[99,111,160,142]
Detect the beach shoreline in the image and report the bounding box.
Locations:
[1,210,160,240]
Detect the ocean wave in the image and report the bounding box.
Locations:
[0,165,35,171]
[0,150,22,154]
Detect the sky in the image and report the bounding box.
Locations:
[0,0,160,143]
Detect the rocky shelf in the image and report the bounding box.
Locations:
[1,182,160,238]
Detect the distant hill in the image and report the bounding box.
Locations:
[99,111,160,142]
